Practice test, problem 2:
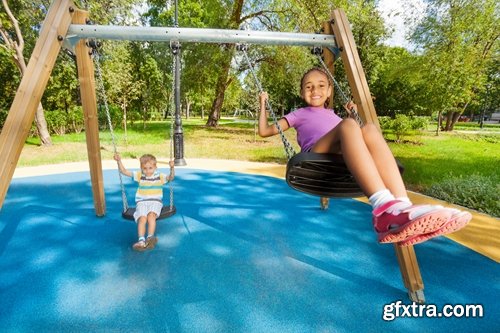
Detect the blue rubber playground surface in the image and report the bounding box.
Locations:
[0,167,498,332]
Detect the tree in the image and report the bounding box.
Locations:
[0,0,52,145]
[187,0,290,127]
[280,0,390,80]
[0,40,19,123]
[205,0,243,127]
[100,41,143,139]
[44,55,80,113]
[127,43,166,126]
[409,0,499,131]
[139,0,391,127]
[255,45,313,114]
[371,46,431,116]
[275,0,391,110]
[0,0,141,142]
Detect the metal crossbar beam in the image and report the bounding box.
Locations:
[65,25,336,47]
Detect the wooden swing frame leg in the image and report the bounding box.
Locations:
[327,9,425,302]
[73,7,106,216]
[0,1,75,209]
[0,0,106,216]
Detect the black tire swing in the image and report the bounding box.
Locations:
[240,46,402,199]
[92,44,176,221]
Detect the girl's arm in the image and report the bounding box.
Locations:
[113,153,133,177]
[258,91,290,137]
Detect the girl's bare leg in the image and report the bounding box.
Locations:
[312,118,385,197]
[361,124,407,198]
[313,119,464,244]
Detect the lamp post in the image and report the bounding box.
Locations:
[172,0,186,166]
[480,83,491,129]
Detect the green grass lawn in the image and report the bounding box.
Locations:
[17,118,500,216]
[388,131,499,190]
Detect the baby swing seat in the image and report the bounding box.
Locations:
[122,205,177,221]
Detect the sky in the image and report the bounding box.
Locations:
[377,0,426,49]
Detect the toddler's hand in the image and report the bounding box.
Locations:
[169,160,175,168]
[113,153,121,161]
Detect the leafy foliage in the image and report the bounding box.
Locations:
[1,0,498,134]
[408,0,498,126]
[425,174,500,217]
[379,115,429,142]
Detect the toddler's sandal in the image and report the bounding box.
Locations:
[146,236,158,249]
[132,240,147,252]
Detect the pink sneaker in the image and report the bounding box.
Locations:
[373,200,453,243]
[399,209,472,246]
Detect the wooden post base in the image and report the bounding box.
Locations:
[320,197,330,210]
[394,243,425,303]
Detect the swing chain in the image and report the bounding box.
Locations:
[91,44,129,212]
[315,53,364,126]
[239,45,296,160]
[168,44,177,210]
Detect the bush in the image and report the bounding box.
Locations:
[424,174,500,217]
[45,110,68,135]
[380,115,429,142]
[0,108,8,131]
[378,116,391,131]
[68,106,85,133]
[410,116,428,131]
[391,114,412,142]
[98,104,122,130]
[127,109,142,125]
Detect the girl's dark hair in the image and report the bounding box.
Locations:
[300,67,332,108]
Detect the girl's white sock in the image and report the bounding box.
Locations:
[369,189,395,209]
[395,196,412,204]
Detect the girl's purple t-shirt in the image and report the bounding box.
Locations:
[283,106,342,151]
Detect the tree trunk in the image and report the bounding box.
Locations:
[206,47,235,127]
[35,102,52,146]
[443,112,454,131]
[122,102,128,144]
[443,111,461,131]
[436,110,442,136]
[449,112,461,131]
[185,98,191,119]
[205,0,243,127]
[448,103,468,131]
[1,0,52,146]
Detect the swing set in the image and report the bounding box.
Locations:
[0,0,425,303]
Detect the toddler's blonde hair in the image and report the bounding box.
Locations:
[139,154,157,166]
